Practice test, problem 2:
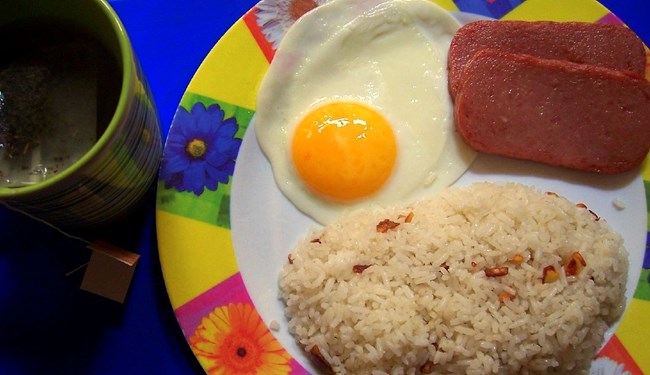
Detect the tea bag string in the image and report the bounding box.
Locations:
[0,202,90,244]
[1,202,91,275]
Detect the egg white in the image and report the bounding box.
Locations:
[255,0,476,224]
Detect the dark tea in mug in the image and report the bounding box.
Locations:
[0,18,121,187]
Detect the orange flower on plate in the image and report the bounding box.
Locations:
[190,303,291,375]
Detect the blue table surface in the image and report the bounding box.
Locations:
[0,1,648,374]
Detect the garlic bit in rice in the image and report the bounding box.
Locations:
[484,266,509,277]
[376,218,400,233]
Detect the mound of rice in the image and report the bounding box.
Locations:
[279,182,628,375]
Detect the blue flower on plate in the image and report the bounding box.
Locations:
[161,103,241,195]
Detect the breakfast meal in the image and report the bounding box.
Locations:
[248,1,645,373]
[447,20,646,99]
[454,48,650,173]
[280,182,629,374]
[254,0,476,224]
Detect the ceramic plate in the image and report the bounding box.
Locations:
[156,1,650,373]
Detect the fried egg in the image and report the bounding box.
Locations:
[255,0,476,224]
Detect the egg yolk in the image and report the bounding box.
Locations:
[291,101,397,202]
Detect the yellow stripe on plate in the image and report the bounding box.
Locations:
[641,156,650,181]
[157,210,238,308]
[615,298,650,372]
[502,0,608,22]
[187,19,269,111]
[431,0,459,12]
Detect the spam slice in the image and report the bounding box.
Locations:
[448,21,647,99]
[454,49,650,174]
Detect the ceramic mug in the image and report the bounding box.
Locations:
[0,0,161,227]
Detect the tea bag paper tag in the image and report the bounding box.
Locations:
[80,240,139,303]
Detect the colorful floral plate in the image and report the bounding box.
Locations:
[156,0,650,373]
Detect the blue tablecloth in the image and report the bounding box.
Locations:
[0,1,647,373]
